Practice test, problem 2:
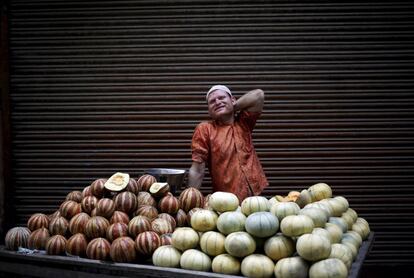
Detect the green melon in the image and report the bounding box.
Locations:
[309,258,348,278]
[274,256,309,278]
[224,231,256,258]
[245,211,279,238]
[296,234,331,262]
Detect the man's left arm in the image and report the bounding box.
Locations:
[233,89,265,113]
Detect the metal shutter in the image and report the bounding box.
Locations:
[6,0,414,267]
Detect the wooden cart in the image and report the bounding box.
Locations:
[0,233,374,278]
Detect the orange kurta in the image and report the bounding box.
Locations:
[191,111,268,201]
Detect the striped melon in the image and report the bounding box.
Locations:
[174,209,188,227]
[151,218,174,235]
[48,216,69,236]
[178,187,204,212]
[158,193,180,214]
[90,178,107,198]
[136,174,156,192]
[110,211,130,225]
[81,196,98,214]
[81,185,93,198]
[128,215,151,238]
[106,222,128,242]
[137,191,157,207]
[157,213,177,230]
[66,190,83,203]
[5,227,31,251]
[45,235,67,255]
[110,236,137,263]
[95,198,116,219]
[135,231,161,256]
[86,237,111,260]
[59,200,81,219]
[84,216,110,239]
[69,212,90,235]
[28,228,50,250]
[114,191,138,215]
[66,233,88,257]
[27,213,50,231]
[134,205,158,220]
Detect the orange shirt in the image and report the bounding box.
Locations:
[191,111,268,201]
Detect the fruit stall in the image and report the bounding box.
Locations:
[0,170,374,278]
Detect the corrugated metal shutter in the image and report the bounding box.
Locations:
[7,0,414,267]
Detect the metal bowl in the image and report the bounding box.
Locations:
[144,168,187,194]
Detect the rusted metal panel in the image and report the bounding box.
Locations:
[6,0,414,266]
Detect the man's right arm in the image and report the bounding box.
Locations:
[188,161,205,189]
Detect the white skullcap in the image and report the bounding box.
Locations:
[206,85,232,100]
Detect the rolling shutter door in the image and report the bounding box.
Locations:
[7,0,414,267]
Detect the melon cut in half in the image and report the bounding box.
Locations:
[104,172,130,192]
[150,182,170,197]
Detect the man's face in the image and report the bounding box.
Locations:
[207,89,236,121]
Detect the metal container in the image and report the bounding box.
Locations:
[144,168,187,194]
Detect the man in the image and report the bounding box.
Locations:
[188,85,268,201]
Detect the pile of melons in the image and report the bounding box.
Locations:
[4,178,370,278]
[154,182,370,278]
[4,172,203,261]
